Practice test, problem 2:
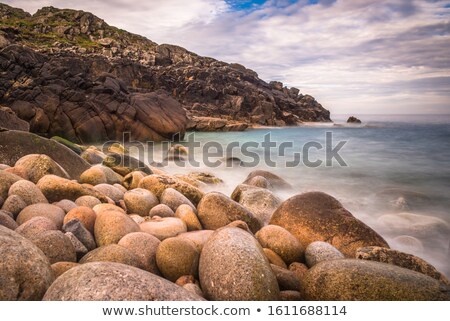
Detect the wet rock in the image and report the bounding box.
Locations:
[247,175,271,189]
[37,175,109,203]
[175,204,202,231]
[79,244,143,269]
[161,187,196,212]
[15,216,58,240]
[255,225,304,265]
[53,199,78,213]
[140,217,187,241]
[149,204,175,218]
[1,194,27,219]
[156,237,200,282]
[118,232,161,274]
[271,264,301,291]
[8,180,48,205]
[94,184,124,202]
[51,262,79,278]
[79,165,121,185]
[64,206,97,234]
[186,172,223,185]
[375,188,430,211]
[305,241,345,267]
[197,192,261,233]
[43,262,205,300]
[356,246,449,285]
[270,192,389,257]
[392,235,424,255]
[0,226,54,300]
[94,210,140,246]
[139,174,204,206]
[243,170,291,189]
[199,227,279,300]
[263,248,287,269]
[31,230,77,264]
[302,259,450,300]
[75,195,101,208]
[81,147,106,165]
[62,219,96,251]
[16,203,65,229]
[231,184,282,226]
[14,154,70,183]
[102,153,152,176]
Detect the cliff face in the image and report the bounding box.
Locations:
[0,3,331,143]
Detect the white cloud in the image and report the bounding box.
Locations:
[3,0,450,114]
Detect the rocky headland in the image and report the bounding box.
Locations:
[0,3,330,144]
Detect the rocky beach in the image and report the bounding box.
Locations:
[1,3,450,302]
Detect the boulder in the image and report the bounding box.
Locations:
[177,230,214,252]
[123,188,158,216]
[199,227,279,300]
[8,180,48,205]
[175,204,202,231]
[356,246,449,285]
[118,232,161,274]
[0,171,22,200]
[75,195,101,208]
[197,192,261,233]
[160,187,196,212]
[255,225,304,264]
[43,262,204,300]
[51,262,79,278]
[15,216,58,240]
[0,106,30,131]
[62,219,96,251]
[140,217,187,241]
[289,262,309,280]
[347,116,362,123]
[92,203,125,215]
[122,171,146,190]
[79,165,121,185]
[16,203,65,229]
[79,245,143,269]
[102,153,152,176]
[392,235,424,254]
[37,175,109,203]
[231,184,282,226]
[14,154,70,183]
[65,231,89,259]
[94,184,124,202]
[94,210,140,246]
[31,230,77,264]
[186,172,223,185]
[156,237,200,282]
[139,174,204,206]
[305,241,345,268]
[242,170,291,189]
[263,248,287,268]
[270,264,301,291]
[270,192,389,257]
[0,130,90,180]
[279,290,303,301]
[246,175,271,189]
[0,226,54,300]
[63,206,97,234]
[54,199,78,213]
[302,259,450,300]
[81,147,106,165]
[1,194,27,219]
[0,210,18,230]
[149,204,175,218]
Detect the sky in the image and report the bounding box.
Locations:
[4,0,450,115]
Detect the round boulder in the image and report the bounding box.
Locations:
[64,206,97,234]
[16,203,66,229]
[43,262,205,300]
[197,192,261,233]
[199,227,279,300]
[94,184,124,203]
[1,194,27,218]
[15,216,58,240]
[243,170,291,189]
[75,195,101,208]
[123,188,158,216]
[8,180,48,205]
[14,154,70,183]
[177,230,214,252]
[79,165,121,185]
[79,244,143,269]
[160,188,196,212]
[51,262,79,278]
[270,192,389,257]
[140,217,187,241]
[31,230,77,264]
[255,225,304,264]
[0,210,18,230]
[305,241,345,268]
[175,204,202,231]
[302,259,450,300]
[122,171,147,190]
[94,210,140,246]
[149,204,175,218]
[156,237,200,282]
[118,232,161,274]
[0,226,54,300]
[53,199,77,213]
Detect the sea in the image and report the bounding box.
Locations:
[131,114,450,277]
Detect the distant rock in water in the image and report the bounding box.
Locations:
[0,3,331,143]
[347,116,362,123]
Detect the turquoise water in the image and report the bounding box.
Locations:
[141,114,450,276]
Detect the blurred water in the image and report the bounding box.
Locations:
[136,114,450,277]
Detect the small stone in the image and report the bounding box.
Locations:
[156,237,200,282]
[289,262,309,280]
[51,262,79,278]
[31,230,77,264]
[79,165,121,185]
[79,244,143,269]
[123,188,158,216]
[16,203,66,229]
[75,195,101,208]
[65,232,88,260]
[263,248,287,269]
[63,219,96,251]
[182,283,204,298]
[94,184,124,203]
[177,230,214,252]
[1,194,27,219]
[118,232,161,274]
[140,217,187,241]
[243,170,291,189]
[53,199,78,213]
[247,176,271,189]
[94,210,140,246]
[15,216,58,240]
[271,264,301,291]
[279,290,303,301]
[0,210,19,230]
[64,206,97,234]
[175,275,197,286]
[92,203,125,215]
[160,188,196,212]
[305,241,345,268]
[8,180,48,205]
[14,154,70,184]
[149,204,175,218]
[175,204,202,231]
[122,171,147,190]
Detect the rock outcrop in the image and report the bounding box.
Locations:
[0,3,331,143]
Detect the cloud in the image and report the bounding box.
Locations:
[3,0,450,114]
